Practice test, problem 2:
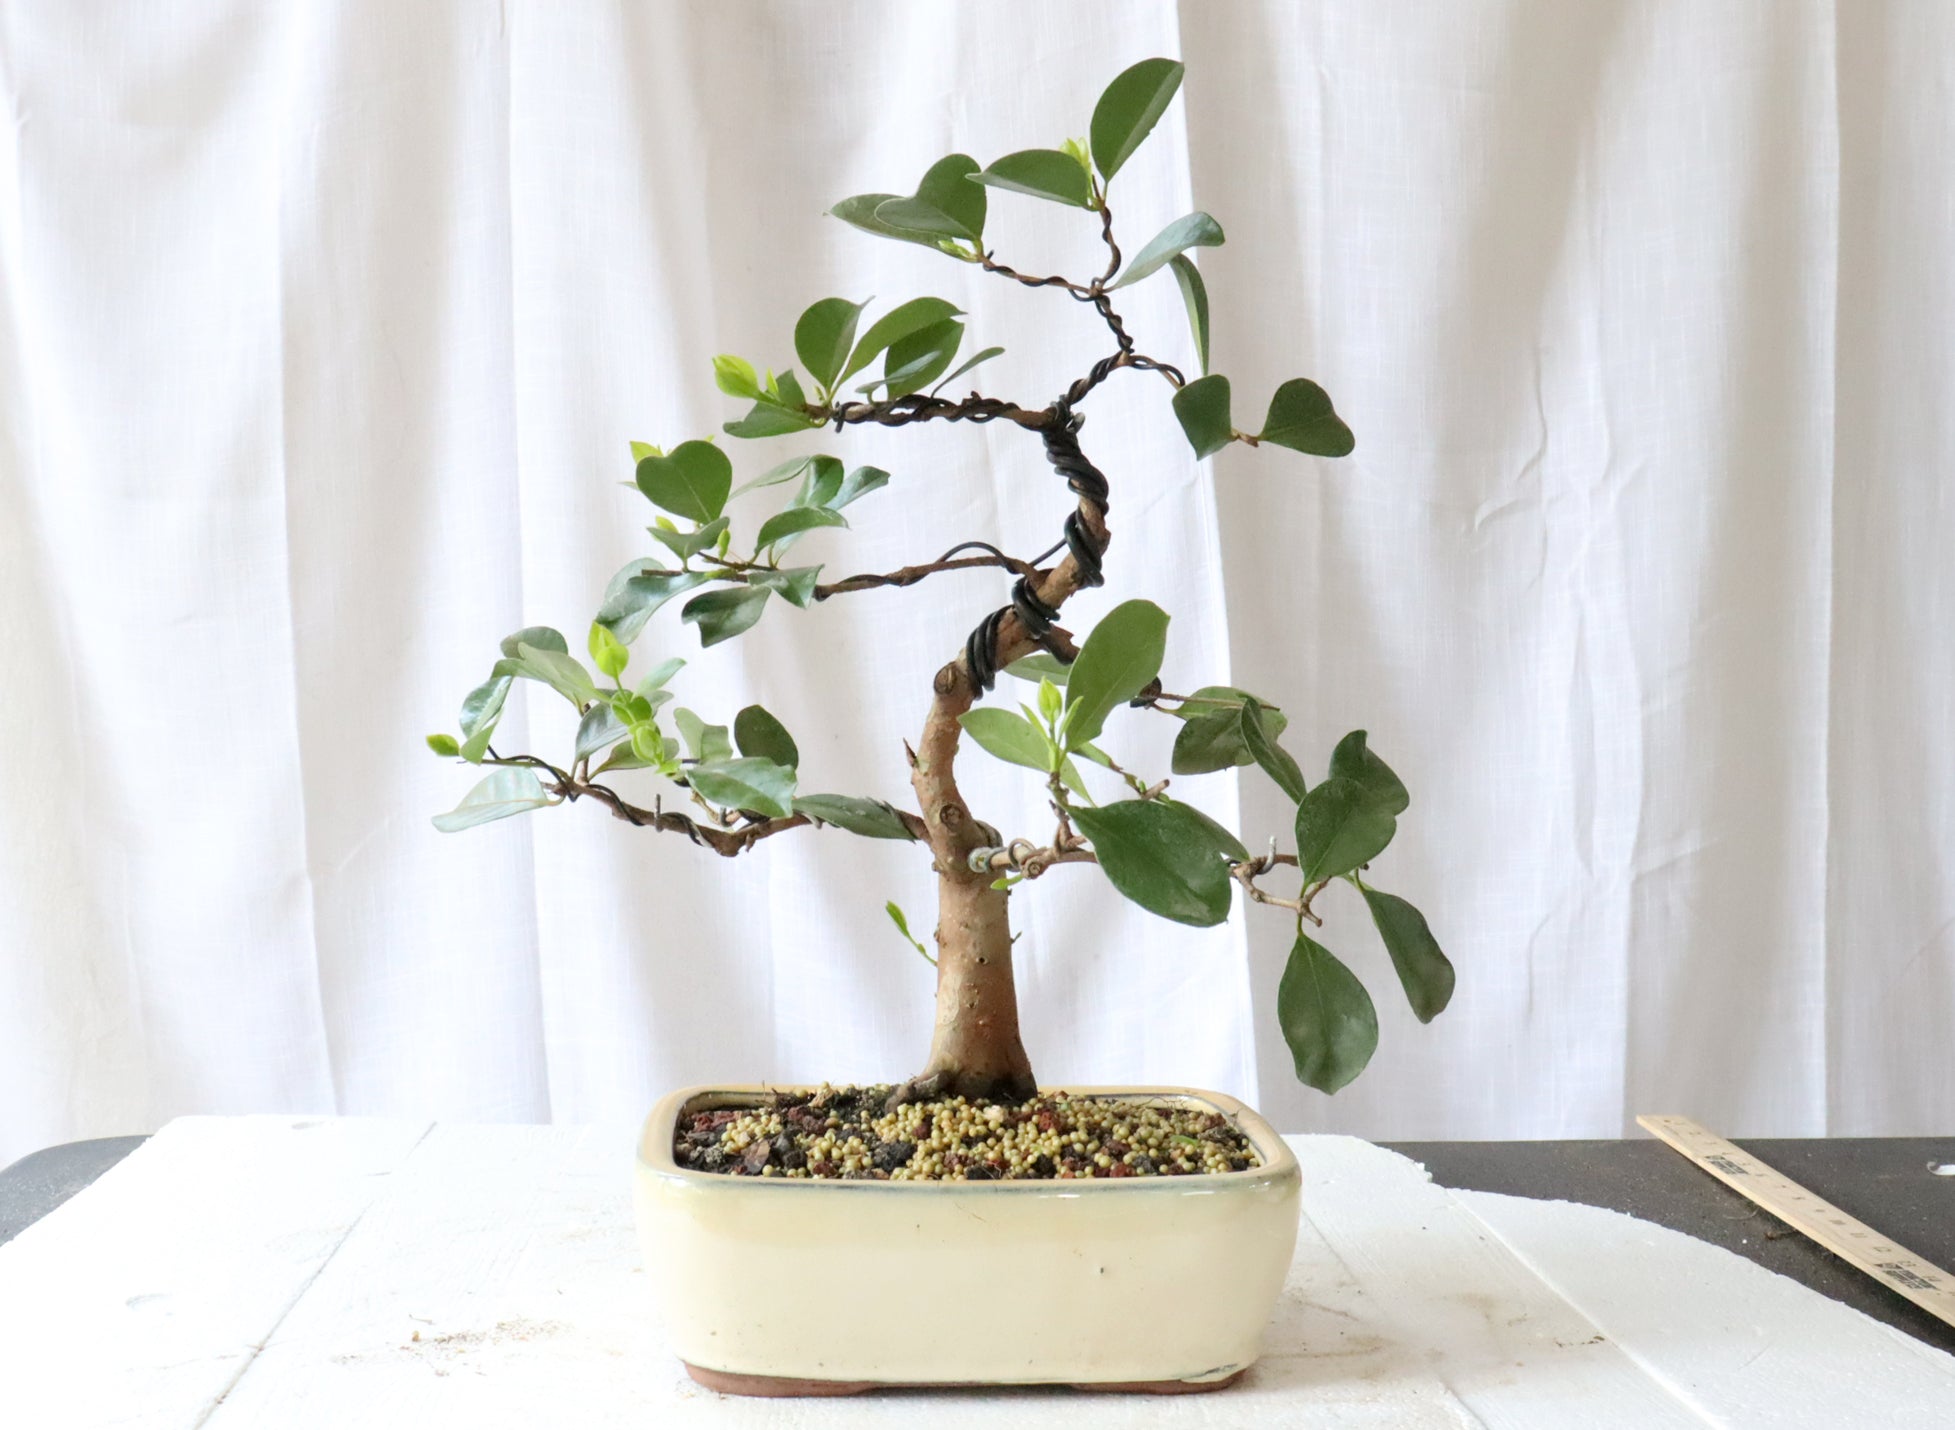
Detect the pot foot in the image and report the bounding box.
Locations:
[684,1362,1246,1397]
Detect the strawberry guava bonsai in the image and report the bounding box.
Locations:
[428,56,1451,1130]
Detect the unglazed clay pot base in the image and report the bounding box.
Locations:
[635,1085,1300,1395]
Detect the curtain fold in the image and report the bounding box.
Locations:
[2,1,1948,1163]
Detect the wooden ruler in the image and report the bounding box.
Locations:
[1638,1113,1955,1330]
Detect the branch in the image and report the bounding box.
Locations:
[815,543,1041,600]
[828,391,1049,432]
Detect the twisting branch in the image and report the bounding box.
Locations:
[815,543,1042,600]
[827,391,1049,432]
[978,253,1097,301]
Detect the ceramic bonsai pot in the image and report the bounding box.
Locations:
[632,1084,1300,1394]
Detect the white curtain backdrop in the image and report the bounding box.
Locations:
[2,1,1950,1165]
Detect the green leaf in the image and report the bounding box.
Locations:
[712,355,761,399]
[885,899,934,961]
[1163,797,1251,862]
[1058,756,1092,801]
[432,769,558,834]
[457,672,512,763]
[647,515,730,563]
[1090,57,1185,182]
[1003,652,1071,685]
[636,656,684,694]
[587,621,629,680]
[958,708,1055,772]
[575,702,629,763]
[636,440,732,523]
[723,400,822,440]
[1065,598,1169,745]
[1037,677,1063,725]
[828,192,949,249]
[594,562,712,644]
[971,149,1092,207]
[1359,883,1453,1023]
[876,318,964,399]
[929,345,1004,396]
[790,455,846,508]
[680,585,771,647]
[630,440,660,464]
[1277,932,1379,1094]
[673,707,733,764]
[733,455,816,498]
[734,705,799,769]
[426,733,460,757]
[499,626,568,658]
[1071,798,1234,927]
[687,756,796,819]
[494,642,599,708]
[747,565,823,608]
[829,465,890,510]
[1295,775,1397,884]
[1240,698,1307,803]
[1167,255,1210,375]
[1111,212,1224,290]
[794,795,918,841]
[1328,730,1409,816]
[794,297,869,392]
[842,297,962,382]
[1170,687,1288,775]
[873,154,986,243]
[1258,378,1355,457]
[1172,373,1233,458]
[756,505,848,551]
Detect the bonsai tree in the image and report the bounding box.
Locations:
[428,59,1451,1108]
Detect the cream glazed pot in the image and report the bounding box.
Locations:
[633,1084,1301,1394]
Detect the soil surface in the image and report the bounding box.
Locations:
[671,1085,1262,1181]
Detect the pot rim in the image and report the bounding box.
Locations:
[639,1083,1299,1194]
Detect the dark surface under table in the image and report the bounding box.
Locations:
[4,1132,1950,1354]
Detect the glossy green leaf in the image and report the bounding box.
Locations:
[734,455,816,497]
[1240,697,1307,803]
[790,455,847,509]
[958,707,1055,771]
[587,621,629,680]
[712,355,761,399]
[1295,775,1397,884]
[794,297,869,392]
[756,505,847,551]
[873,154,986,243]
[841,297,962,382]
[425,733,460,757]
[499,626,567,658]
[1065,598,1169,744]
[594,562,712,644]
[1172,688,1289,774]
[432,769,558,834]
[830,464,890,509]
[1359,883,1453,1023]
[734,704,799,769]
[971,149,1092,207]
[1172,373,1233,458]
[875,317,964,399]
[457,672,512,763]
[747,565,823,608]
[1164,797,1251,862]
[680,585,771,647]
[1071,798,1234,927]
[794,795,918,841]
[929,345,1005,397]
[1258,378,1355,457]
[1328,730,1409,816]
[1167,255,1210,375]
[636,441,732,522]
[687,756,796,819]
[1090,57,1185,182]
[1003,652,1071,685]
[647,515,729,563]
[1277,932,1379,1093]
[674,707,733,764]
[828,192,949,249]
[493,642,599,707]
[575,702,629,763]
[1111,212,1224,289]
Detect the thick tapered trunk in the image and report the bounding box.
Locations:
[914,868,1036,1101]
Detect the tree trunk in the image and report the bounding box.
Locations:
[915,865,1036,1101]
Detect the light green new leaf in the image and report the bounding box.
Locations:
[1295,774,1397,884]
[876,318,964,399]
[636,441,733,523]
[842,297,962,382]
[1065,598,1169,744]
[1258,378,1356,457]
[1172,373,1233,458]
[972,149,1092,207]
[687,756,796,819]
[587,620,629,680]
[575,701,629,763]
[748,565,823,608]
[648,515,729,563]
[734,704,799,769]
[1277,932,1379,1093]
[712,355,761,399]
[885,899,934,961]
[630,440,659,464]
[1328,730,1409,816]
[794,795,918,841]
[680,585,771,647]
[1359,883,1453,1023]
[432,769,558,834]
[794,297,869,392]
[1112,212,1224,289]
[1167,255,1210,375]
[873,154,986,244]
[426,733,460,757]
[594,562,711,644]
[1240,697,1307,803]
[674,707,733,763]
[1090,57,1185,182]
[1071,798,1235,927]
[756,505,847,552]
[958,707,1055,772]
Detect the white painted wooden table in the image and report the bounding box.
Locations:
[3,1118,1952,1427]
